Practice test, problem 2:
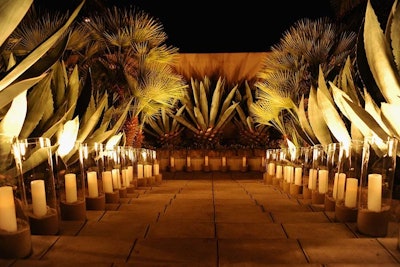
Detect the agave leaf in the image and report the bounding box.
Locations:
[308,87,332,146]
[235,104,247,124]
[317,85,351,145]
[194,106,207,130]
[173,114,199,134]
[105,133,123,149]
[0,0,85,92]
[381,102,400,137]
[297,95,318,144]
[388,0,400,70]
[214,102,238,131]
[342,97,390,141]
[0,74,47,110]
[0,0,33,47]
[199,81,209,125]
[191,78,200,108]
[220,85,238,115]
[209,77,222,127]
[57,116,80,158]
[246,116,254,132]
[52,61,67,108]
[0,90,27,137]
[171,105,185,131]
[76,93,108,143]
[147,119,164,136]
[364,90,392,136]
[19,75,53,138]
[364,0,400,105]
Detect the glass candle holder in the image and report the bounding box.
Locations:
[264,149,277,185]
[357,136,398,237]
[301,146,313,200]
[56,142,86,221]
[102,145,122,202]
[334,139,364,222]
[79,143,105,210]
[0,135,32,258]
[310,144,328,205]
[289,146,303,196]
[13,137,59,235]
[324,143,341,211]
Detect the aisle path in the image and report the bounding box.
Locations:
[4,171,400,266]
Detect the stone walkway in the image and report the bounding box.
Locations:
[3,171,400,266]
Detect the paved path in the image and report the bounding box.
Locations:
[4,171,400,266]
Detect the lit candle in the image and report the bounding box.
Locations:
[187,156,191,167]
[0,186,17,232]
[368,173,382,212]
[127,166,134,182]
[111,169,121,189]
[267,162,275,176]
[294,167,302,185]
[102,171,113,193]
[308,168,317,190]
[31,180,47,217]
[337,173,346,199]
[318,169,329,193]
[153,163,159,175]
[287,166,294,183]
[242,156,246,167]
[170,157,175,168]
[222,156,226,167]
[204,156,209,166]
[65,173,78,203]
[87,171,99,198]
[276,165,283,179]
[344,178,358,208]
[137,164,144,178]
[121,169,129,187]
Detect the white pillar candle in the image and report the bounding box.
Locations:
[368,174,382,212]
[121,169,129,187]
[222,156,226,167]
[31,180,47,217]
[276,165,283,179]
[242,156,246,167]
[65,173,78,203]
[137,164,144,178]
[102,171,113,193]
[147,164,152,177]
[308,168,317,190]
[318,169,329,194]
[287,166,294,183]
[204,156,209,166]
[337,173,346,200]
[344,178,358,208]
[127,166,134,182]
[153,163,159,175]
[170,157,175,167]
[112,169,121,189]
[187,156,191,167]
[294,167,302,185]
[87,171,99,198]
[0,186,17,232]
[267,162,275,175]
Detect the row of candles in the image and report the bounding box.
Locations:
[170,155,256,168]
[264,137,397,237]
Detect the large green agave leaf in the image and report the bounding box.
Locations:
[297,95,318,145]
[381,103,400,137]
[364,90,392,136]
[308,87,332,146]
[199,81,209,125]
[214,102,239,132]
[387,0,400,70]
[364,0,400,105]
[209,77,223,127]
[220,85,238,115]
[0,91,27,137]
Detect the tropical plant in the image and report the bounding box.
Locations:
[173,76,239,148]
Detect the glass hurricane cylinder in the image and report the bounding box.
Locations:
[0,135,32,258]
[56,142,86,221]
[357,136,398,237]
[288,146,303,197]
[102,145,122,203]
[79,143,105,210]
[324,143,341,211]
[333,139,365,222]
[310,144,328,205]
[301,146,313,200]
[264,149,277,185]
[13,137,59,235]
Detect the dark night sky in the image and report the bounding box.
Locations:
[34,0,335,53]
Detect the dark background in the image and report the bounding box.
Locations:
[33,0,336,53]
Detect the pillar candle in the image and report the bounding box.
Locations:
[127,166,134,182]
[65,173,78,203]
[87,171,99,198]
[276,165,283,179]
[187,156,191,167]
[337,173,346,199]
[294,167,302,185]
[102,171,113,193]
[0,186,17,232]
[222,156,226,167]
[344,178,358,208]
[31,180,47,217]
[308,168,317,190]
[111,169,121,189]
[153,163,159,175]
[204,156,209,166]
[242,156,246,167]
[121,169,129,187]
[137,164,144,178]
[267,162,275,176]
[287,165,294,183]
[170,157,175,167]
[368,173,382,212]
[318,169,329,194]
